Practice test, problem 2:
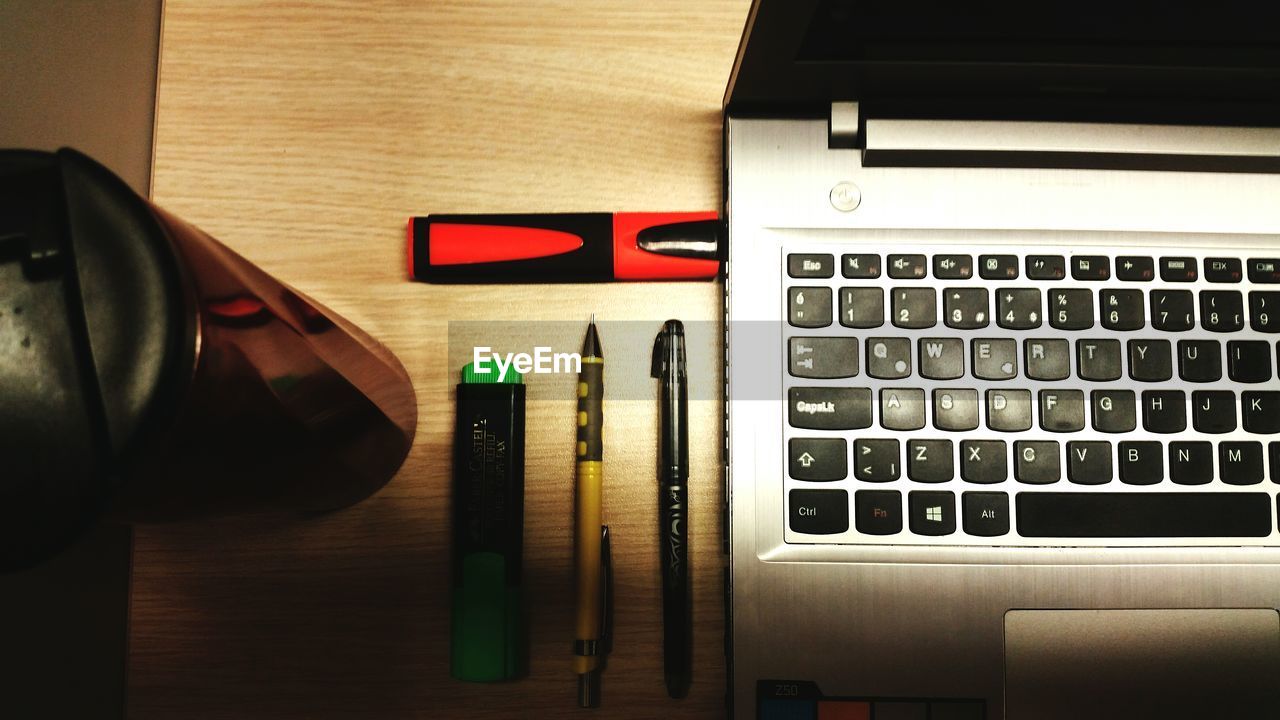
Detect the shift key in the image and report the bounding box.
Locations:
[789,387,872,430]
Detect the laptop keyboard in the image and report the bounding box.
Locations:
[783,245,1280,546]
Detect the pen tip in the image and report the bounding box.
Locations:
[590,312,596,325]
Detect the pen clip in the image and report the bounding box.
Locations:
[650,332,667,378]
[599,525,613,656]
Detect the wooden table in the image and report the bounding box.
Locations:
[132,2,751,717]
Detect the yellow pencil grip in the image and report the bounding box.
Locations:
[573,459,604,674]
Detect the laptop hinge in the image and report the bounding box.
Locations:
[829,102,860,149]
[859,118,1280,173]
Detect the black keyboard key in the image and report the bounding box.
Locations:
[1115,255,1155,281]
[1200,290,1244,332]
[788,438,848,481]
[788,253,834,278]
[1026,255,1065,280]
[944,287,989,329]
[842,253,881,279]
[1015,441,1060,484]
[1271,442,1280,482]
[933,254,973,280]
[1178,340,1222,382]
[1249,291,1280,333]
[1128,339,1173,382]
[1091,390,1136,433]
[1067,441,1113,485]
[790,489,849,535]
[866,337,912,379]
[1071,255,1110,281]
[788,287,832,328]
[1243,392,1280,434]
[908,439,954,483]
[1205,257,1242,283]
[908,490,956,536]
[979,254,1018,280]
[918,337,964,380]
[1039,389,1085,432]
[1151,290,1195,332]
[1119,441,1163,485]
[1229,341,1272,383]
[934,389,979,432]
[961,440,1007,484]
[855,490,902,535]
[1248,258,1280,284]
[1142,390,1187,434]
[854,438,900,482]
[1100,289,1144,330]
[839,287,885,329]
[1077,339,1121,381]
[788,387,872,430]
[888,254,927,279]
[1192,390,1237,434]
[1221,442,1265,485]
[1017,492,1271,538]
[880,388,925,431]
[1025,339,1070,381]
[972,338,1017,380]
[789,336,859,379]
[963,492,1011,536]
[891,287,936,328]
[997,288,1041,330]
[1160,256,1198,282]
[1049,289,1093,330]
[1170,442,1214,485]
[986,389,1032,432]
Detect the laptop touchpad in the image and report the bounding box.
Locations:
[1005,609,1280,719]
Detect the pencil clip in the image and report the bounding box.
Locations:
[599,525,614,656]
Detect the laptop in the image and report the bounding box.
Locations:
[723,2,1280,718]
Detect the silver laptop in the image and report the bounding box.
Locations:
[724,2,1280,718]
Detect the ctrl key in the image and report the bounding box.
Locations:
[789,489,849,535]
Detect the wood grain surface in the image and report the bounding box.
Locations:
[133,1,751,717]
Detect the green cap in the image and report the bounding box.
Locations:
[462,360,523,384]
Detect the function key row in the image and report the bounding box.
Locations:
[788,436,1280,487]
[787,253,1278,283]
[788,286,1280,333]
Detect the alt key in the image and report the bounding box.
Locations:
[962,492,1010,536]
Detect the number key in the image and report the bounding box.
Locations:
[943,288,989,329]
[997,288,1041,329]
[1200,290,1244,332]
[892,287,937,329]
[839,287,884,328]
[1249,291,1280,333]
[1100,289,1144,330]
[1151,290,1194,331]
[788,287,832,328]
[1049,289,1093,330]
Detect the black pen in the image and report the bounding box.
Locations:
[651,319,690,698]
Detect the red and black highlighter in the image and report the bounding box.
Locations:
[407,212,722,283]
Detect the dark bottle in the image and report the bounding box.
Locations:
[0,148,417,570]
